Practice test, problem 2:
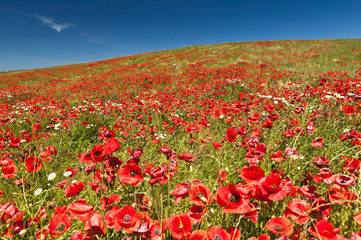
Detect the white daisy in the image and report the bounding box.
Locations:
[48,173,56,181]
[34,188,43,196]
[63,171,72,177]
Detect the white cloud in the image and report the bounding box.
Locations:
[34,14,73,32]
[80,32,106,44]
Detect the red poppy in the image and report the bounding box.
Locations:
[313,168,335,184]
[268,113,280,121]
[308,219,347,240]
[339,129,360,141]
[84,163,97,173]
[114,205,141,233]
[227,226,241,240]
[334,174,355,187]
[147,220,164,240]
[296,127,305,137]
[83,212,107,238]
[65,181,85,198]
[68,199,94,222]
[327,184,354,204]
[104,206,121,229]
[342,158,360,176]
[283,129,296,138]
[264,104,274,113]
[48,206,72,237]
[99,194,120,210]
[9,136,21,148]
[166,213,192,239]
[159,145,172,154]
[249,234,271,240]
[56,180,68,188]
[1,165,18,179]
[0,157,15,166]
[14,178,29,189]
[243,202,259,223]
[258,174,289,201]
[354,212,361,226]
[45,145,57,155]
[309,196,331,217]
[77,152,93,163]
[314,156,330,168]
[262,120,273,128]
[207,225,231,240]
[32,123,41,134]
[171,183,190,204]
[70,231,84,240]
[134,211,151,234]
[255,143,267,156]
[135,193,151,211]
[216,184,252,214]
[148,165,170,185]
[217,169,227,185]
[189,182,213,206]
[179,152,196,163]
[36,228,49,240]
[25,156,43,173]
[4,212,25,237]
[118,163,144,186]
[270,151,284,162]
[283,199,310,225]
[266,217,293,237]
[189,230,207,240]
[187,205,207,224]
[284,147,298,158]
[342,105,355,115]
[311,137,324,148]
[39,151,52,161]
[90,145,106,163]
[104,156,123,170]
[213,142,222,150]
[293,107,304,115]
[239,165,265,184]
[0,201,18,222]
[226,128,237,142]
[104,138,120,155]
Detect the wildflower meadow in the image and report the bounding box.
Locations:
[1,39,361,239]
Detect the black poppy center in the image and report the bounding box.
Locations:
[57,223,66,232]
[229,194,240,203]
[130,171,137,177]
[194,209,202,214]
[274,225,282,231]
[215,236,222,240]
[124,215,131,222]
[154,229,161,235]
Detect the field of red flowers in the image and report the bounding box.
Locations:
[1,39,361,239]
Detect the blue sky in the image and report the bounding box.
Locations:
[1,0,360,71]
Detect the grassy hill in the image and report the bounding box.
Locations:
[1,39,361,239]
